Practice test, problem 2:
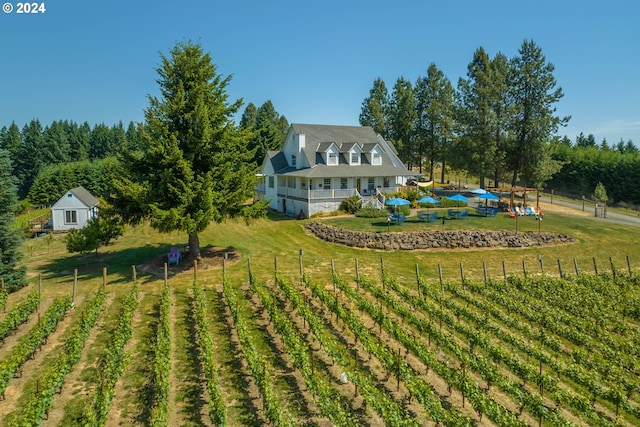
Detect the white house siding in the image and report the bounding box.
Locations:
[51,189,98,231]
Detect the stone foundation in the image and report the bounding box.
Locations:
[304,222,575,250]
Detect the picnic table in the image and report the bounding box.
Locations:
[448,209,468,219]
[390,213,406,224]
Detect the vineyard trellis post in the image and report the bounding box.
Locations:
[102,267,107,291]
[247,256,252,280]
[164,263,168,288]
[574,258,580,276]
[538,254,545,276]
[557,259,564,279]
[193,259,198,282]
[132,265,137,282]
[610,256,616,280]
[222,257,226,282]
[415,264,420,297]
[355,258,360,291]
[38,273,42,312]
[482,261,487,284]
[274,256,277,284]
[73,269,78,304]
[459,263,465,291]
[331,259,336,292]
[502,260,507,280]
[380,257,385,290]
[593,256,598,275]
[298,249,303,285]
[522,260,527,279]
[627,255,632,275]
[438,264,443,296]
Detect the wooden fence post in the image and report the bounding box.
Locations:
[574,258,580,276]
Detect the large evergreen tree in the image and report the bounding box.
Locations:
[359,77,390,138]
[414,63,455,180]
[0,148,26,292]
[388,77,417,168]
[111,40,266,259]
[507,39,568,187]
[243,100,288,166]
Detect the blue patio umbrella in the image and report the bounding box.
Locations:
[447,194,469,203]
[386,197,411,206]
[386,197,410,213]
[417,195,439,204]
[476,192,499,200]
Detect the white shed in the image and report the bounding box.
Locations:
[51,186,99,231]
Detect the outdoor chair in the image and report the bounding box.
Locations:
[168,246,182,266]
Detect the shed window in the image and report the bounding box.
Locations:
[65,210,77,224]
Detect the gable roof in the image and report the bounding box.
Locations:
[53,186,100,208]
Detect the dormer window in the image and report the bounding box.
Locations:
[372,151,382,165]
[328,152,338,165]
[350,152,360,164]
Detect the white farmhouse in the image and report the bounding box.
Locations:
[257,124,414,218]
[51,186,99,231]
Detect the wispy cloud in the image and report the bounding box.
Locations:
[590,119,640,136]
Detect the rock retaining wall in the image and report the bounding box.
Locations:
[305,222,575,251]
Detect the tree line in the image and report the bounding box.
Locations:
[360,39,568,189]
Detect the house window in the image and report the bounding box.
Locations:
[328,152,338,165]
[268,176,274,188]
[350,152,359,164]
[323,178,331,189]
[291,154,296,167]
[340,178,348,189]
[368,177,375,190]
[383,177,390,188]
[372,152,382,165]
[65,210,77,224]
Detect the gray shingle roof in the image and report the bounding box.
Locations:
[70,186,100,207]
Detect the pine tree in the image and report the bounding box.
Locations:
[111,40,266,258]
[0,148,26,292]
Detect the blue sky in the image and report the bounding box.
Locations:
[1,0,638,145]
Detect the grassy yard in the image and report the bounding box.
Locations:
[3,206,639,426]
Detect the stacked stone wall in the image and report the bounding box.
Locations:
[304,222,575,250]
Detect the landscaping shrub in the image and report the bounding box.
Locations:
[355,207,388,218]
[339,196,362,214]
